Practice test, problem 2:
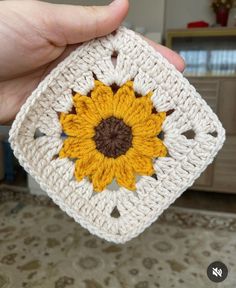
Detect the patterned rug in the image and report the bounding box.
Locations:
[0,190,236,288]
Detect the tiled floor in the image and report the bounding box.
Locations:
[0,190,236,288]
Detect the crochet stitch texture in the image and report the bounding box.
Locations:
[59,80,167,192]
[9,27,225,243]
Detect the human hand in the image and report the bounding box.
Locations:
[0,0,184,124]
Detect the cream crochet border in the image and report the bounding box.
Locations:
[9,27,225,243]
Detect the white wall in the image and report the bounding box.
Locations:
[165,0,215,30]
[127,0,165,32]
[43,0,218,34]
[1,0,218,32]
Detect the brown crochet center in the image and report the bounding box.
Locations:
[93,116,133,158]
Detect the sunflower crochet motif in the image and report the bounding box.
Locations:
[59,80,167,192]
[9,27,225,243]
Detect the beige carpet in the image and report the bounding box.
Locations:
[0,190,236,288]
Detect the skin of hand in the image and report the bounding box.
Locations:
[0,0,185,125]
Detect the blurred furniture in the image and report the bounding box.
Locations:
[166,28,236,193]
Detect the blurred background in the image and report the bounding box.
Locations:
[0,0,236,287]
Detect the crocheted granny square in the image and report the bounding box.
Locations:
[9,27,225,243]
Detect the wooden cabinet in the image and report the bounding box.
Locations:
[189,78,219,112]
[218,79,236,135]
[188,77,236,193]
[166,28,236,193]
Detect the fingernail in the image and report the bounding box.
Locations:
[109,0,123,7]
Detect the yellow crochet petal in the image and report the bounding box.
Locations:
[126,148,154,175]
[113,81,136,119]
[115,156,136,190]
[59,113,82,137]
[74,155,92,182]
[72,119,95,139]
[91,157,115,192]
[123,93,153,126]
[59,137,80,159]
[73,93,101,126]
[59,137,96,159]
[60,113,95,138]
[75,126,95,139]
[133,136,167,158]
[74,151,102,181]
[132,112,166,137]
[91,80,114,119]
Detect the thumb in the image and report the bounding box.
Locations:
[44,0,129,46]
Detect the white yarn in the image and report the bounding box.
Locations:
[9,27,225,243]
